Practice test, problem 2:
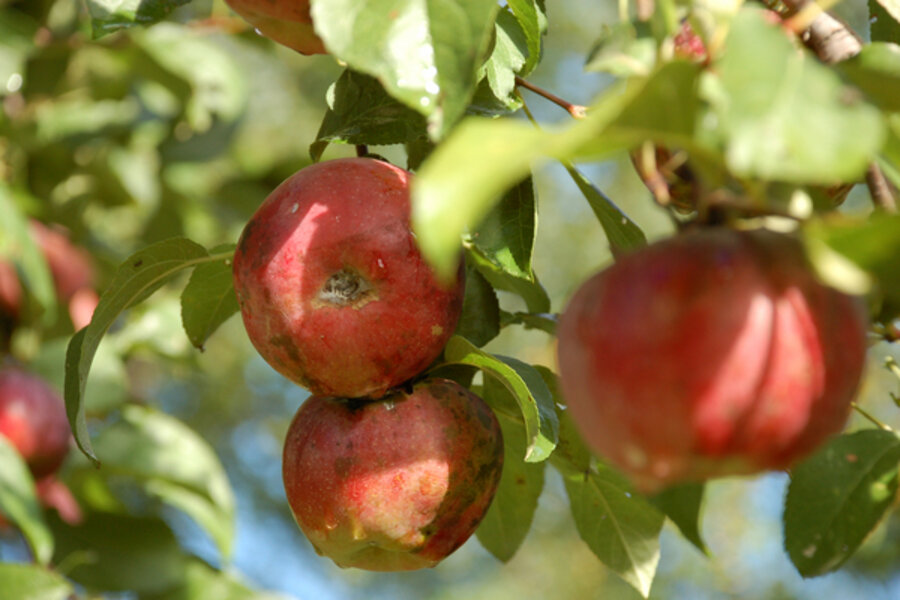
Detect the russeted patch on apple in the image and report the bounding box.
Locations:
[557,228,868,492]
[232,157,465,399]
[281,378,504,571]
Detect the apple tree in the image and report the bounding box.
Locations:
[1,0,900,598]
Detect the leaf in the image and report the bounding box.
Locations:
[311,0,500,137]
[0,185,56,318]
[465,177,550,312]
[481,10,529,110]
[649,482,708,555]
[146,558,291,600]
[507,0,546,75]
[65,238,210,463]
[585,22,656,78]
[87,0,192,39]
[311,70,428,161]
[805,214,900,320]
[51,512,188,594]
[837,43,900,112]
[88,405,236,559]
[500,310,557,335]
[476,377,546,562]
[453,263,500,347]
[0,563,73,600]
[784,429,900,577]
[712,7,884,182]
[565,166,646,258]
[549,410,663,597]
[441,335,558,462]
[181,244,240,350]
[0,437,53,565]
[870,0,900,43]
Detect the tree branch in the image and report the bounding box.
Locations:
[515,77,587,119]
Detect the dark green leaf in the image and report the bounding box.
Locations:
[712,7,883,182]
[649,482,708,555]
[869,0,900,43]
[565,166,646,258]
[784,429,900,577]
[838,43,900,112]
[0,563,73,600]
[65,238,209,463]
[87,0,192,38]
[181,244,240,350]
[441,335,558,462]
[88,405,236,559]
[500,310,557,335]
[507,0,546,74]
[312,70,428,161]
[476,377,546,562]
[311,0,500,137]
[0,437,53,565]
[453,264,500,347]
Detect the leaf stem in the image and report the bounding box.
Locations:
[865,165,898,214]
[851,402,893,431]
[515,76,587,119]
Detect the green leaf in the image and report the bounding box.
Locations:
[65,238,210,464]
[500,310,557,335]
[0,563,73,600]
[481,10,529,110]
[311,0,500,137]
[146,558,291,600]
[838,43,900,112]
[0,437,53,565]
[0,185,56,318]
[870,0,900,43]
[712,7,884,182]
[441,335,558,462]
[88,405,235,559]
[585,22,656,78]
[476,376,546,562]
[784,429,900,577]
[181,244,240,351]
[649,482,708,555]
[51,512,188,594]
[87,0,192,39]
[805,214,900,320]
[311,70,428,161]
[564,166,646,258]
[507,0,546,75]
[453,263,500,347]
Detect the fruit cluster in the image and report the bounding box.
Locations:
[232,157,504,571]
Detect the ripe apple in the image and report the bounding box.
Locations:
[232,157,465,398]
[557,228,867,492]
[0,367,71,479]
[224,0,326,55]
[282,378,504,571]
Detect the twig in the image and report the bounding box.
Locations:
[515,76,587,119]
[851,402,893,431]
[865,164,898,213]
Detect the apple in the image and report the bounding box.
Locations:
[282,378,504,571]
[224,0,326,55]
[0,367,71,479]
[232,157,465,398]
[557,227,868,492]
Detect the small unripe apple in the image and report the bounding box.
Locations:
[224,0,326,55]
[557,228,867,492]
[0,368,71,479]
[233,158,465,398]
[282,378,504,571]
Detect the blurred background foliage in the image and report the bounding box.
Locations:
[1,0,899,598]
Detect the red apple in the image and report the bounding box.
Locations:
[282,378,504,571]
[557,228,867,492]
[0,368,71,479]
[224,0,326,55]
[232,157,465,398]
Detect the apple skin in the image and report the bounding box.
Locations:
[0,368,71,479]
[232,157,465,399]
[224,0,326,55]
[557,228,868,492]
[282,378,504,571]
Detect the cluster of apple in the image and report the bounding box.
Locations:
[232,158,504,571]
[0,222,97,526]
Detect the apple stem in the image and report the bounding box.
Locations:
[851,402,893,431]
[356,145,368,157]
[514,77,587,119]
